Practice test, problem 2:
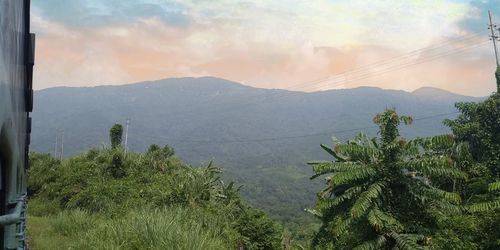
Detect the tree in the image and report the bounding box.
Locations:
[439,68,500,249]
[444,94,500,178]
[308,109,466,249]
[467,181,500,212]
[109,124,123,149]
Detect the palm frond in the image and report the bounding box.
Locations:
[367,208,403,232]
[388,232,427,250]
[320,144,347,162]
[316,186,363,210]
[304,208,323,218]
[488,181,500,191]
[410,182,461,204]
[427,200,462,213]
[335,144,380,162]
[353,235,387,250]
[309,162,366,179]
[408,134,454,149]
[403,156,466,179]
[351,182,385,218]
[467,199,500,212]
[328,167,376,186]
[333,217,353,237]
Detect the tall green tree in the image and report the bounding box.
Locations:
[467,181,500,212]
[444,93,500,178]
[309,109,466,249]
[437,69,500,248]
[109,124,123,149]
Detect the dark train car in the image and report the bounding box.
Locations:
[0,0,34,249]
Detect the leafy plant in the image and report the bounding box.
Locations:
[109,124,123,149]
[309,109,466,249]
[467,181,500,212]
[28,124,283,249]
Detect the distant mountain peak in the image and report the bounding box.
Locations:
[412,86,460,97]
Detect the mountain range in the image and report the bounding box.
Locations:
[31,77,482,223]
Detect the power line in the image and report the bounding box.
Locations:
[114,35,486,148]
[308,41,490,90]
[291,31,487,91]
[163,38,489,123]
[305,40,490,91]
[168,111,460,145]
[121,31,489,148]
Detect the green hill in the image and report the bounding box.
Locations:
[31,77,481,225]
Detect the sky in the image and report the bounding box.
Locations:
[32,0,500,96]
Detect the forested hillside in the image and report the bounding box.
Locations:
[31,77,482,228]
[28,92,500,249]
[28,81,499,249]
[32,77,480,166]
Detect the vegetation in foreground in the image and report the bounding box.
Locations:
[308,90,499,249]
[28,71,500,249]
[27,126,285,249]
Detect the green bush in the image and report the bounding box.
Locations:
[28,140,283,249]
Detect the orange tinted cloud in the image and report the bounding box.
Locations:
[32,0,498,96]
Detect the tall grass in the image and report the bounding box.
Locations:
[78,207,236,250]
[32,207,239,250]
[50,209,96,236]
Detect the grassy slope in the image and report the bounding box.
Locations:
[27,208,234,250]
[27,216,73,250]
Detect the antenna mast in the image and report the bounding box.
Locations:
[60,129,64,160]
[124,118,130,154]
[54,132,58,158]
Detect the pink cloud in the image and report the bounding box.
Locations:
[33,13,496,96]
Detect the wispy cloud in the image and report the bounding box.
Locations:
[458,0,500,32]
[32,0,499,96]
[32,0,189,28]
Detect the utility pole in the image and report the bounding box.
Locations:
[60,129,64,160]
[124,118,130,154]
[54,132,58,158]
[488,10,499,67]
